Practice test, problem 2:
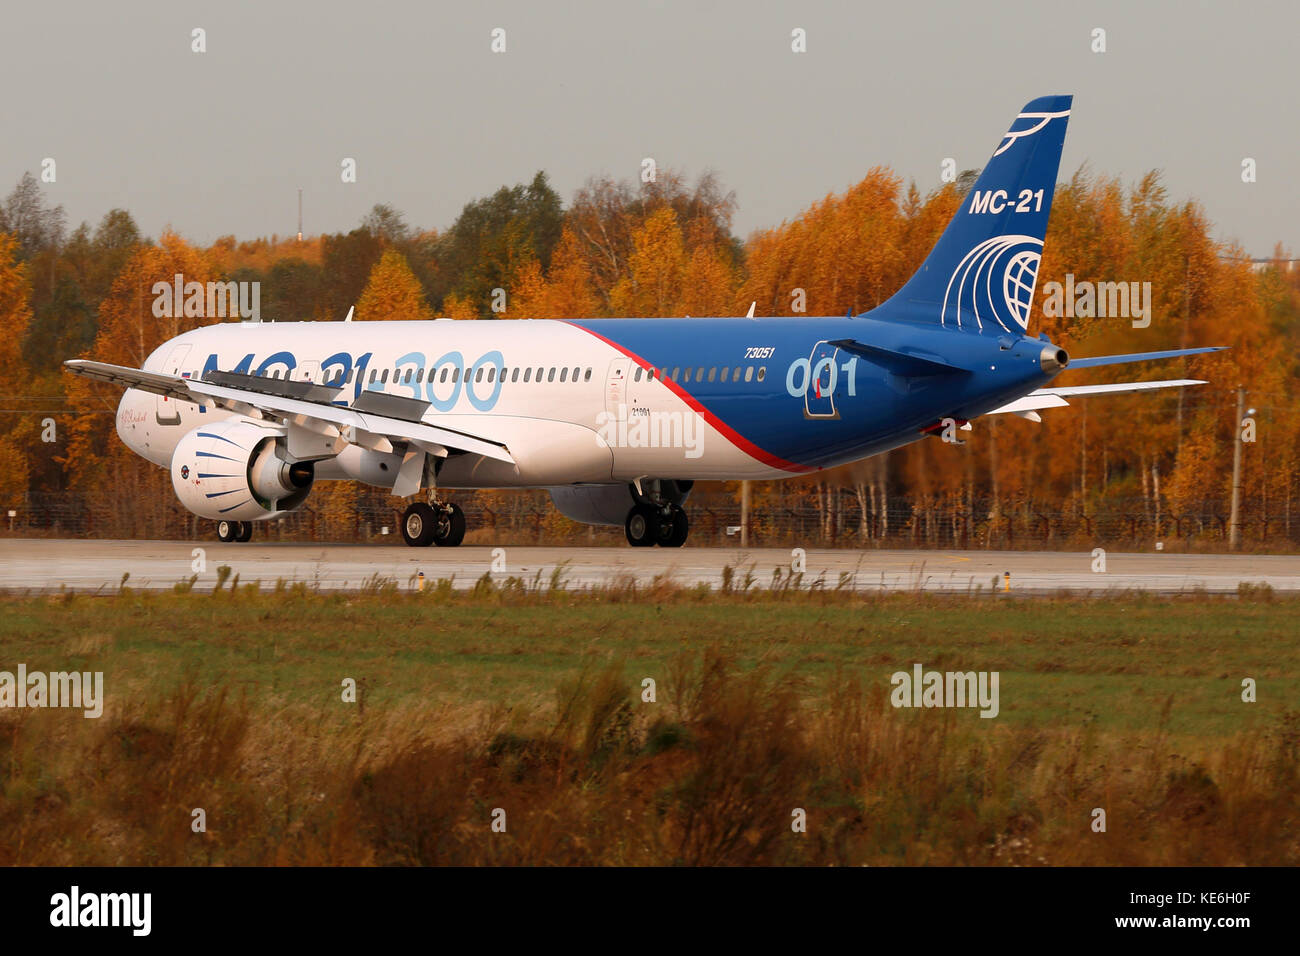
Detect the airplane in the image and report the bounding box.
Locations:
[65,95,1223,548]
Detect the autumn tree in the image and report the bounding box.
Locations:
[356,248,433,320]
[0,232,34,509]
[506,228,601,319]
[609,207,687,317]
[566,170,737,311]
[429,172,563,317]
[61,232,215,535]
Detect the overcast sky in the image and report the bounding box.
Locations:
[4,0,1295,255]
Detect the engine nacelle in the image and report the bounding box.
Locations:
[170,420,314,521]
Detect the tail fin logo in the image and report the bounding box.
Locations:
[993,109,1071,157]
[941,235,1042,332]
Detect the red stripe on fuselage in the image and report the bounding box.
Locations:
[564,322,816,474]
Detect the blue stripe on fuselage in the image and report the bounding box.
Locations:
[571,316,1057,470]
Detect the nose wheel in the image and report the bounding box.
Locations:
[216,520,253,543]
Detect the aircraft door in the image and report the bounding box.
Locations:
[605,358,630,422]
[804,340,840,420]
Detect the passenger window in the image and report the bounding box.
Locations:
[439,367,448,383]
[584,368,592,382]
[572,366,579,381]
[512,368,519,382]
[708,367,717,382]
[524,368,532,383]
[452,368,460,383]
[369,369,377,384]
[733,366,742,380]
[488,367,496,383]
[744,367,753,382]
[671,367,680,381]
[475,367,484,383]
[758,366,767,381]
[548,368,556,382]
[695,367,704,381]
[560,367,568,382]
[537,367,544,381]
[633,367,642,382]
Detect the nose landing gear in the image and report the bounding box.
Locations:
[216,520,253,543]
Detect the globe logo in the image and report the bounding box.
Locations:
[180,465,189,480]
[1003,250,1040,329]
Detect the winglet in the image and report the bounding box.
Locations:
[344,306,354,322]
[746,302,756,319]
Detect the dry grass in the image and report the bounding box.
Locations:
[1,645,1295,866]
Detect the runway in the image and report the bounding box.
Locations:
[1,539,1298,594]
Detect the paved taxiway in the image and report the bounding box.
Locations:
[1,539,1298,594]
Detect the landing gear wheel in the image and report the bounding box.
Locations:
[236,521,253,542]
[401,502,437,547]
[216,520,238,543]
[625,504,658,547]
[659,507,689,548]
[433,503,466,547]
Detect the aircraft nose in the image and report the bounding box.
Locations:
[115,388,147,452]
[1039,345,1069,373]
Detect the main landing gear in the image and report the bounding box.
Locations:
[625,503,689,548]
[401,501,466,547]
[216,520,254,543]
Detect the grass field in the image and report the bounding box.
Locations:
[0,580,1296,865]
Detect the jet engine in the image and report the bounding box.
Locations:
[170,420,314,520]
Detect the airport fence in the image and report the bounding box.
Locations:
[4,489,1297,551]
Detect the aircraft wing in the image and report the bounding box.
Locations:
[64,358,196,401]
[63,359,516,466]
[987,378,1207,420]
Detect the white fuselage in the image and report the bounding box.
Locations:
[118,319,793,490]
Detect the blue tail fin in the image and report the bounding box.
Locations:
[880,94,1072,335]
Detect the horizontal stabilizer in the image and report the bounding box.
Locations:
[1068,346,1227,369]
[987,378,1206,416]
[1035,379,1207,398]
[827,339,967,377]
